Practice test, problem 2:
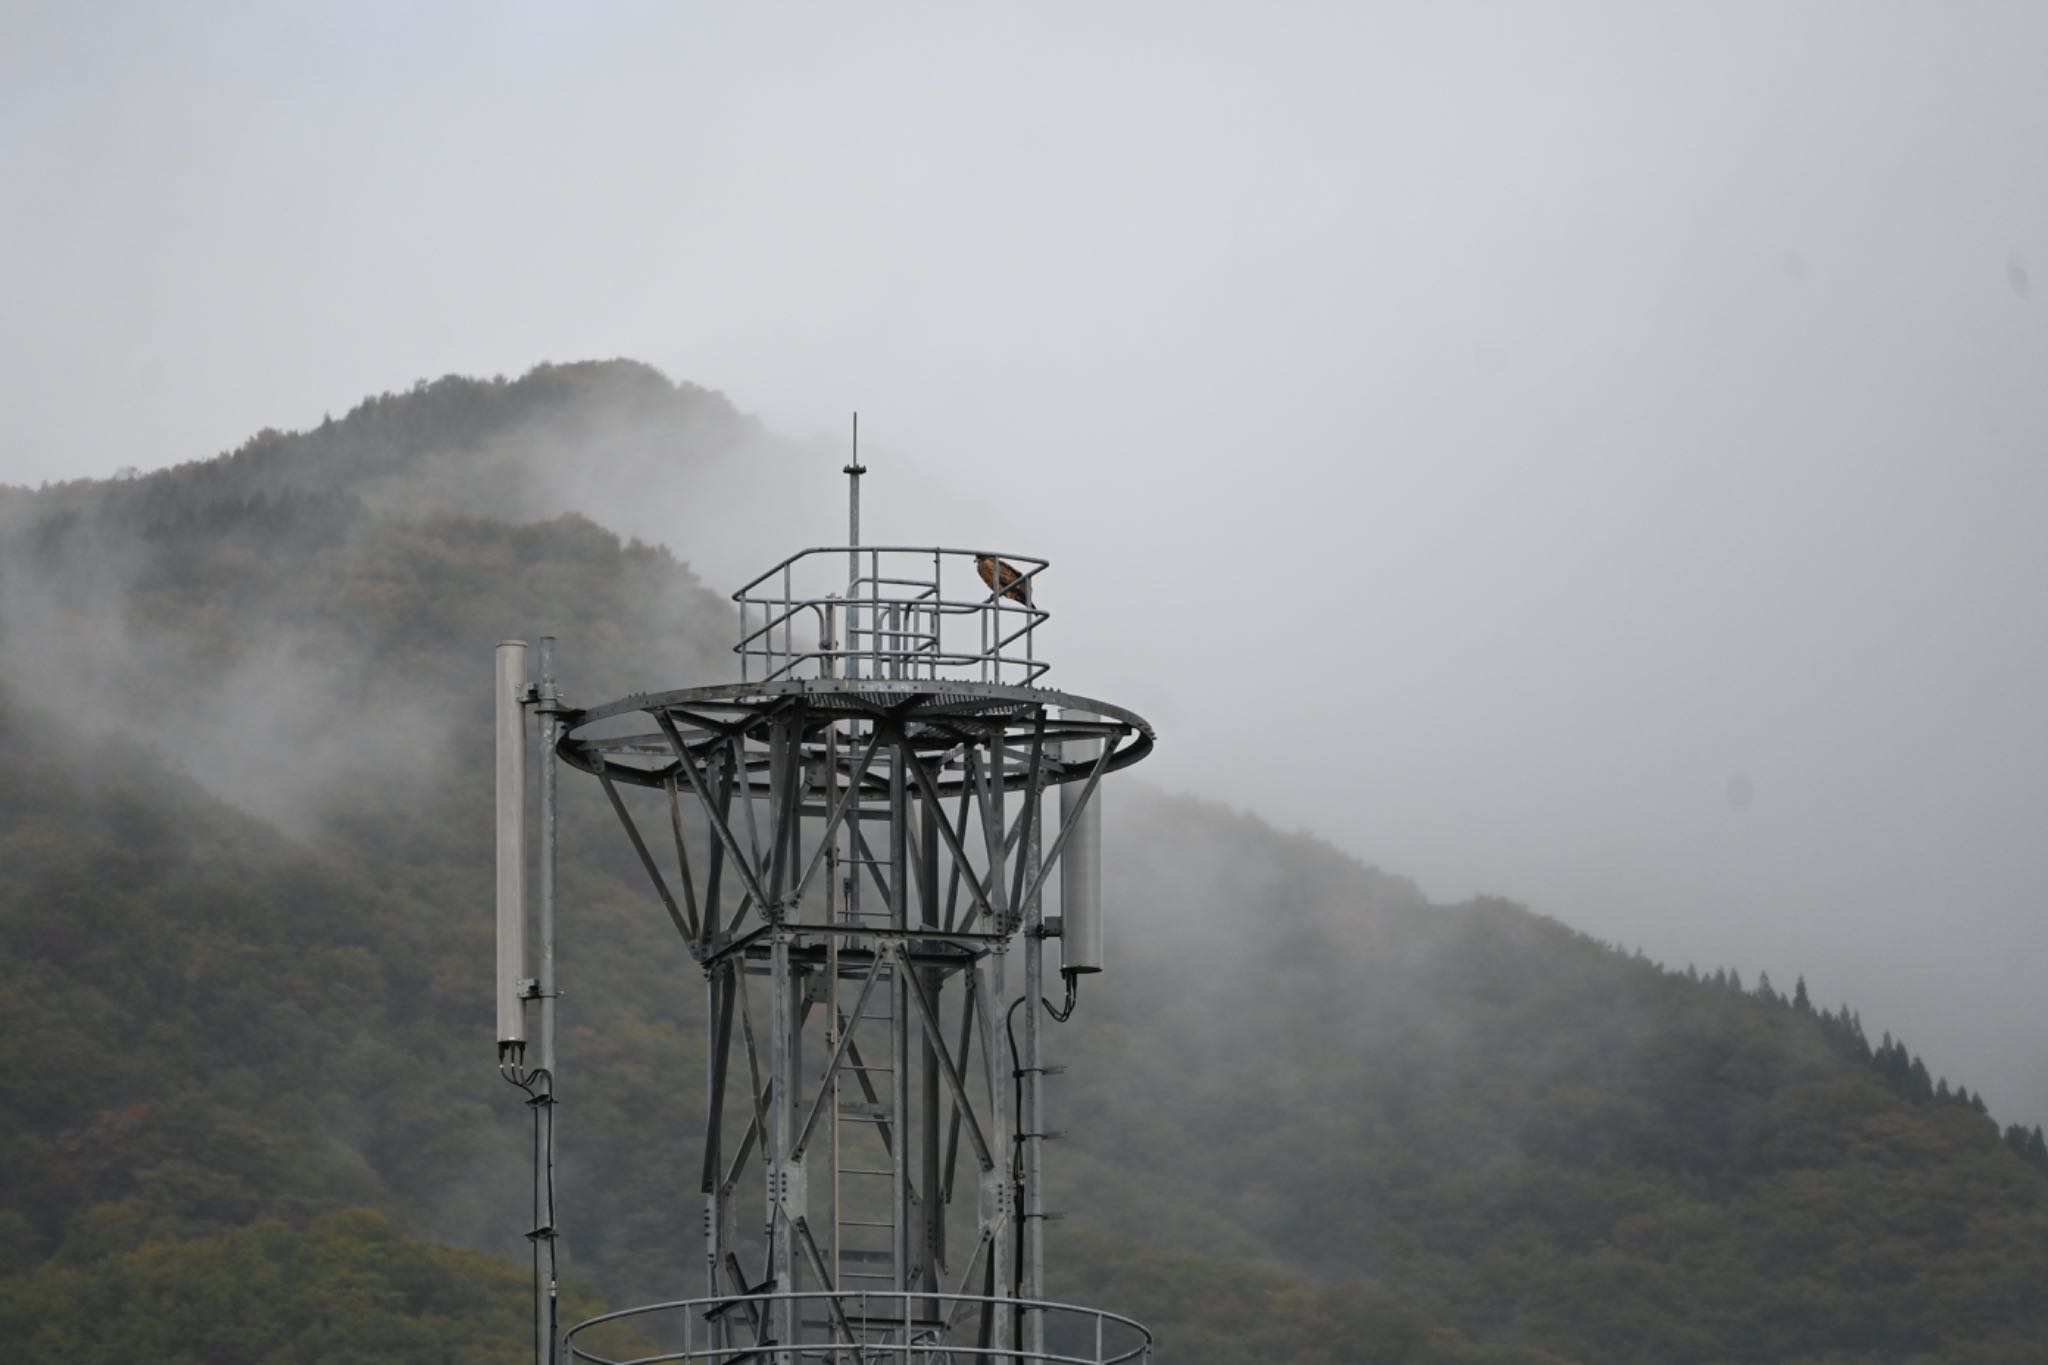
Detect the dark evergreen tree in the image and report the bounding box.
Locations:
[1907,1056,1935,1103]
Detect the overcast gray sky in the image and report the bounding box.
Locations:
[5,2,2046,1122]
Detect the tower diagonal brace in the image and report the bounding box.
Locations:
[894,946,996,1173]
[652,712,776,926]
[896,729,999,922]
[595,763,696,946]
[790,951,890,1161]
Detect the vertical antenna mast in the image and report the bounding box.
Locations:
[846,412,864,545]
[845,413,864,681]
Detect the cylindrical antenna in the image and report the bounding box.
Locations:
[495,640,530,1048]
[1059,734,1105,975]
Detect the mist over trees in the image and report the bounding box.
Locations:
[4,363,2046,1363]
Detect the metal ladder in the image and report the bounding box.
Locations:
[827,867,906,1315]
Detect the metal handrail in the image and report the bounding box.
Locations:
[733,546,1050,687]
[564,1289,1152,1365]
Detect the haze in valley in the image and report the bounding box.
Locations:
[3,2,2045,1124]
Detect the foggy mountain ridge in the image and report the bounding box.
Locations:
[5,361,2048,1363]
[0,357,2027,1124]
[0,363,763,835]
[1,359,763,531]
[13,350,2043,1141]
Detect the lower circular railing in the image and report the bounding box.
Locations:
[564,1290,1153,1364]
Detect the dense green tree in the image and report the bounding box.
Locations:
[0,1209,562,1365]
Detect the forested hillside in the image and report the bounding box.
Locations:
[4,362,2045,1364]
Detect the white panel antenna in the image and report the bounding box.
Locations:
[494,639,529,1050]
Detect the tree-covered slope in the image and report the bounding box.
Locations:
[4,361,2046,1364]
[0,1209,550,1365]
[1069,790,2048,1363]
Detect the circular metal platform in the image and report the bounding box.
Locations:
[564,1289,1153,1364]
[558,679,1153,797]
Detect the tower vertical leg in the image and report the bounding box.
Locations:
[769,930,795,1362]
[977,945,1012,1362]
[991,734,1016,1364]
[703,959,742,1352]
[889,748,912,1343]
[1020,775,1046,1359]
[919,793,944,1321]
[767,712,795,1362]
[704,967,723,1303]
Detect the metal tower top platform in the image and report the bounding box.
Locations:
[557,542,1154,798]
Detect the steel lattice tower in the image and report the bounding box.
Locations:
[495,454,1156,1364]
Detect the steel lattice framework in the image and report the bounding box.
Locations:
[498,525,1155,1365]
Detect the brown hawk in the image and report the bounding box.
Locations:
[976,554,1033,607]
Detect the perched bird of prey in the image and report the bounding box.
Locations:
[976,554,1033,607]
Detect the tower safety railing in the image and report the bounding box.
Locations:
[734,547,1049,686]
[564,1290,1152,1365]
